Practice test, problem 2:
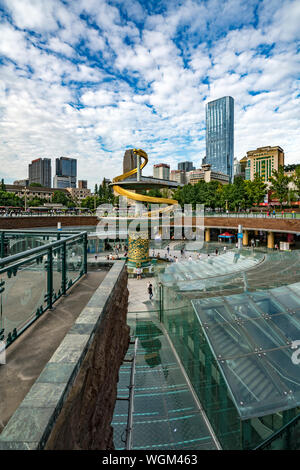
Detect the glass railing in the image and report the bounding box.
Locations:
[0,231,87,348]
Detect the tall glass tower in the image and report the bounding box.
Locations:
[205,96,234,181]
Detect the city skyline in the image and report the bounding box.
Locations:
[0,0,299,187]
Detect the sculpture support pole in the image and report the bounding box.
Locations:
[137,154,141,182]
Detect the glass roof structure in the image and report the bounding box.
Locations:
[192,282,300,420]
[157,251,264,287]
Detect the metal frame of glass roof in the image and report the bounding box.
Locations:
[191,282,300,420]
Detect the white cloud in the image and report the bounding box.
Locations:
[0,0,299,189]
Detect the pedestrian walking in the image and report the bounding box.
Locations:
[215,248,218,256]
[148,282,153,300]
[95,254,98,261]
[167,245,170,255]
[136,267,142,280]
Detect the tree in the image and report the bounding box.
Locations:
[269,166,292,208]
[52,190,71,206]
[0,179,5,191]
[29,182,43,187]
[0,190,22,207]
[245,173,267,207]
[294,166,300,199]
[94,184,98,195]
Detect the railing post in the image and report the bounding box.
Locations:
[62,241,67,295]
[0,232,5,258]
[46,246,53,310]
[83,232,88,274]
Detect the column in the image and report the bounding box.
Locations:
[243,230,248,246]
[267,231,275,249]
[205,228,210,242]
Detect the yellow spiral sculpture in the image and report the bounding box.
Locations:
[112,148,178,205]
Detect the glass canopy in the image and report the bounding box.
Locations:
[191,282,300,420]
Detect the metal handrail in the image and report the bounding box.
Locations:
[0,231,87,267]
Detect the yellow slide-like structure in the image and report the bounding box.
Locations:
[112,148,178,206]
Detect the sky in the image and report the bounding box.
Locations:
[0,0,299,188]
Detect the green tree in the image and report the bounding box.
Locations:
[94,184,98,195]
[269,166,292,208]
[245,173,267,207]
[52,190,71,206]
[294,166,300,199]
[0,179,5,191]
[29,182,43,187]
[0,190,22,207]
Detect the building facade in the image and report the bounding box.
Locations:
[66,187,91,202]
[178,161,195,172]
[54,157,77,188]
[153,164,170,180]
[245,146,284,183]
[6,185,68,201]
[28,158,51,187]
[170,170,187,185]
[13,179,29,187]
[53,175,73,189]
[78,180,88,189]
[206,96,234,181]
[188,164,229,185]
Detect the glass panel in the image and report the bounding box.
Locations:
[0,255,47,342]
[66,238,84,287]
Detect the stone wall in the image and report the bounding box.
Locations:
[0,216,98,229]
[0,261,130,450]
[44,262,129,450]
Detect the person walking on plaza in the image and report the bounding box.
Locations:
[215,248,219,256]
[148,282,153,301]
[136,267,142,280]
[167,245,170,255]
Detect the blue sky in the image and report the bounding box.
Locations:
[0,0,299,187]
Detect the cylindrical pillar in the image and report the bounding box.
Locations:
[205,228,210,242]
[243,230,248,246]
[267,231,275,249]
[137,154,141,181]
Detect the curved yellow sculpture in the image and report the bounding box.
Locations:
[112,148,178,205]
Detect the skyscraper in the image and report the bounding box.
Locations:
[178,161,195,172]
[28,158,51,187]
[205,96,234,181]
[54,157,77,188]
[153,164,170,180]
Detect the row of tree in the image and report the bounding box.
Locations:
[173,166,300,210]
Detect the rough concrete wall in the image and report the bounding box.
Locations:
[44,267,130,450]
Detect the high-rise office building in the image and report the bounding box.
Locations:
[28,158,51,187]
[153,164,170,180]
[206,96,234,181]
[178,161,195,172]
[78,180,88,189]
[54,157,77,188]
